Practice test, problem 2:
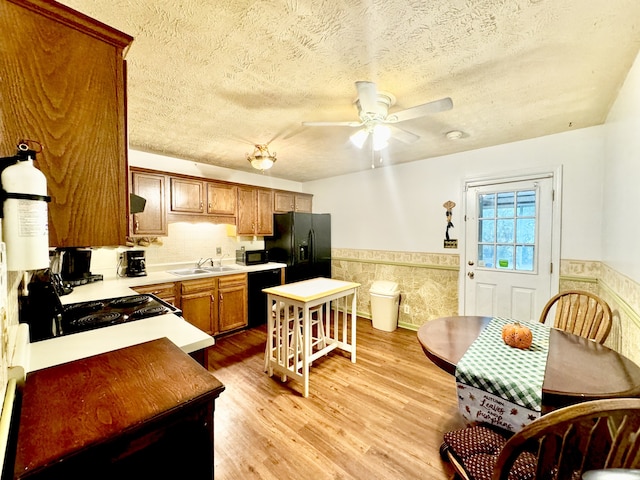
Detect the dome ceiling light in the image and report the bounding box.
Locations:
[247,144,276,171]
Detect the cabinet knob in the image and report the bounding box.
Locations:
[210,295,215,302]
[208,203,212,209]
[134,219,139,232]
[200,202,203,209]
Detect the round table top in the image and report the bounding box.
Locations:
[417,316,640,409]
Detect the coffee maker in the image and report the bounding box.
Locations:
[125,250,146,277]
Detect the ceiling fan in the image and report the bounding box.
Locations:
[302,81,453,151]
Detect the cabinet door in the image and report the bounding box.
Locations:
[218,274,247,333]
[274,191,295,213]
[207,182,237,216]
[255,188,274,236]
[132,282,177,306]
[170,178,204,213]
[131,171,167,236]
[181,279,217,335]
[294,194,313,213]
[236,186,257,235]
[0,0,132,247]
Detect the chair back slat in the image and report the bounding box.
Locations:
[540,290,612,343]
[493,399,640,480]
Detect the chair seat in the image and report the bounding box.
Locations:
[442,425,537,480]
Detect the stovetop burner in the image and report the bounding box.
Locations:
[108,295,151,308]
[63,300,105,316]
[129,305,167,319]
[70,311,123,329]
[55,294,182,338]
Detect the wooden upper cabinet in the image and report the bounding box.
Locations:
[256,188,274,235]
[274,191,313,213]
[0,0,132,247]
[131,170,167,236]
[294,194,313,213]
[207,182,237,216]
[237,186,273,236]
[170,178,204,214]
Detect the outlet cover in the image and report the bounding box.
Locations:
[403,305,410,314]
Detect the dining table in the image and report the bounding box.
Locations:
[417,316,640,411]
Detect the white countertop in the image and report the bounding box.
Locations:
[60,261,286,304]
[27,314,214,372]
[263,277,360,302]
[24,262,285,372]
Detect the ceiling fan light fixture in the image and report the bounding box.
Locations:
[247,144,276,171]
[372,136,388,151]
[350,129,369,149]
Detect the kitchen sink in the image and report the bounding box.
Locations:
[167,266,238,276]
[167,268,211,276]
[201,266,237,272]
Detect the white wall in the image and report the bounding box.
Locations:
[306,126,605,261]
[603,51,640,284]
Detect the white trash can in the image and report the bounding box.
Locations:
[369,280,400,332]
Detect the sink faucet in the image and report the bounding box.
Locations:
[197,257,213,268]
[215,253,228,268]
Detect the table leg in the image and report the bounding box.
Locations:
[350,291,357,363]
[303,306,310,398]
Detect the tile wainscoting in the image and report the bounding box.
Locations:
[332,250,640,365]
[332,249,460,329]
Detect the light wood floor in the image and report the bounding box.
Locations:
[208,317,466,479]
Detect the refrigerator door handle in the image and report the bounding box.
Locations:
[310,228,316,262]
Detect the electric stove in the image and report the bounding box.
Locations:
[58,294,181,337]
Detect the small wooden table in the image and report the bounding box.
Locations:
[13,338,225,479]
[263,277,360,397]
[417,316,640,410]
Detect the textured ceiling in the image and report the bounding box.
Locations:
[58,0,640,182]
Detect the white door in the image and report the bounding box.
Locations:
[463,174,558,321]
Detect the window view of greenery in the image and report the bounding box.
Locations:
[477,190,536,271]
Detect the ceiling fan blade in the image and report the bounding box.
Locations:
[355,81,379,113]
[302,121,362,127]
[388,125,420,144]
[386,97,453,123]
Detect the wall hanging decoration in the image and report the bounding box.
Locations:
[443,200,457,248]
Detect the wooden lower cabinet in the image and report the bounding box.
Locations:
[136,274,248,336]
[218,273,248,334]
[180,278,218,335]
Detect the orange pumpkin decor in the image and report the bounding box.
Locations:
[501,322,533,350]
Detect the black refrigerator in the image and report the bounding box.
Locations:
[265,212,331,284]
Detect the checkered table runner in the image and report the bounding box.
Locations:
[455,317,550,432]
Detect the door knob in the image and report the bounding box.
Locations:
[468,272,475,279]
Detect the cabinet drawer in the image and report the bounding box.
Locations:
[133,282,177,305]
[181,278,216,294]
[218,273,247,288]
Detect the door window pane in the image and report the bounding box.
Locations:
[497,219,514,243]
[497,192,514,217]
[476,188,537,272]
[479,194,495,218]
[478,245,495,268]
[478,219,495,242]
[516,218,535,244]
[516,245,534,271]
[496,245,514,269]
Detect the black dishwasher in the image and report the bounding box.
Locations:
[247,268,282,328]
